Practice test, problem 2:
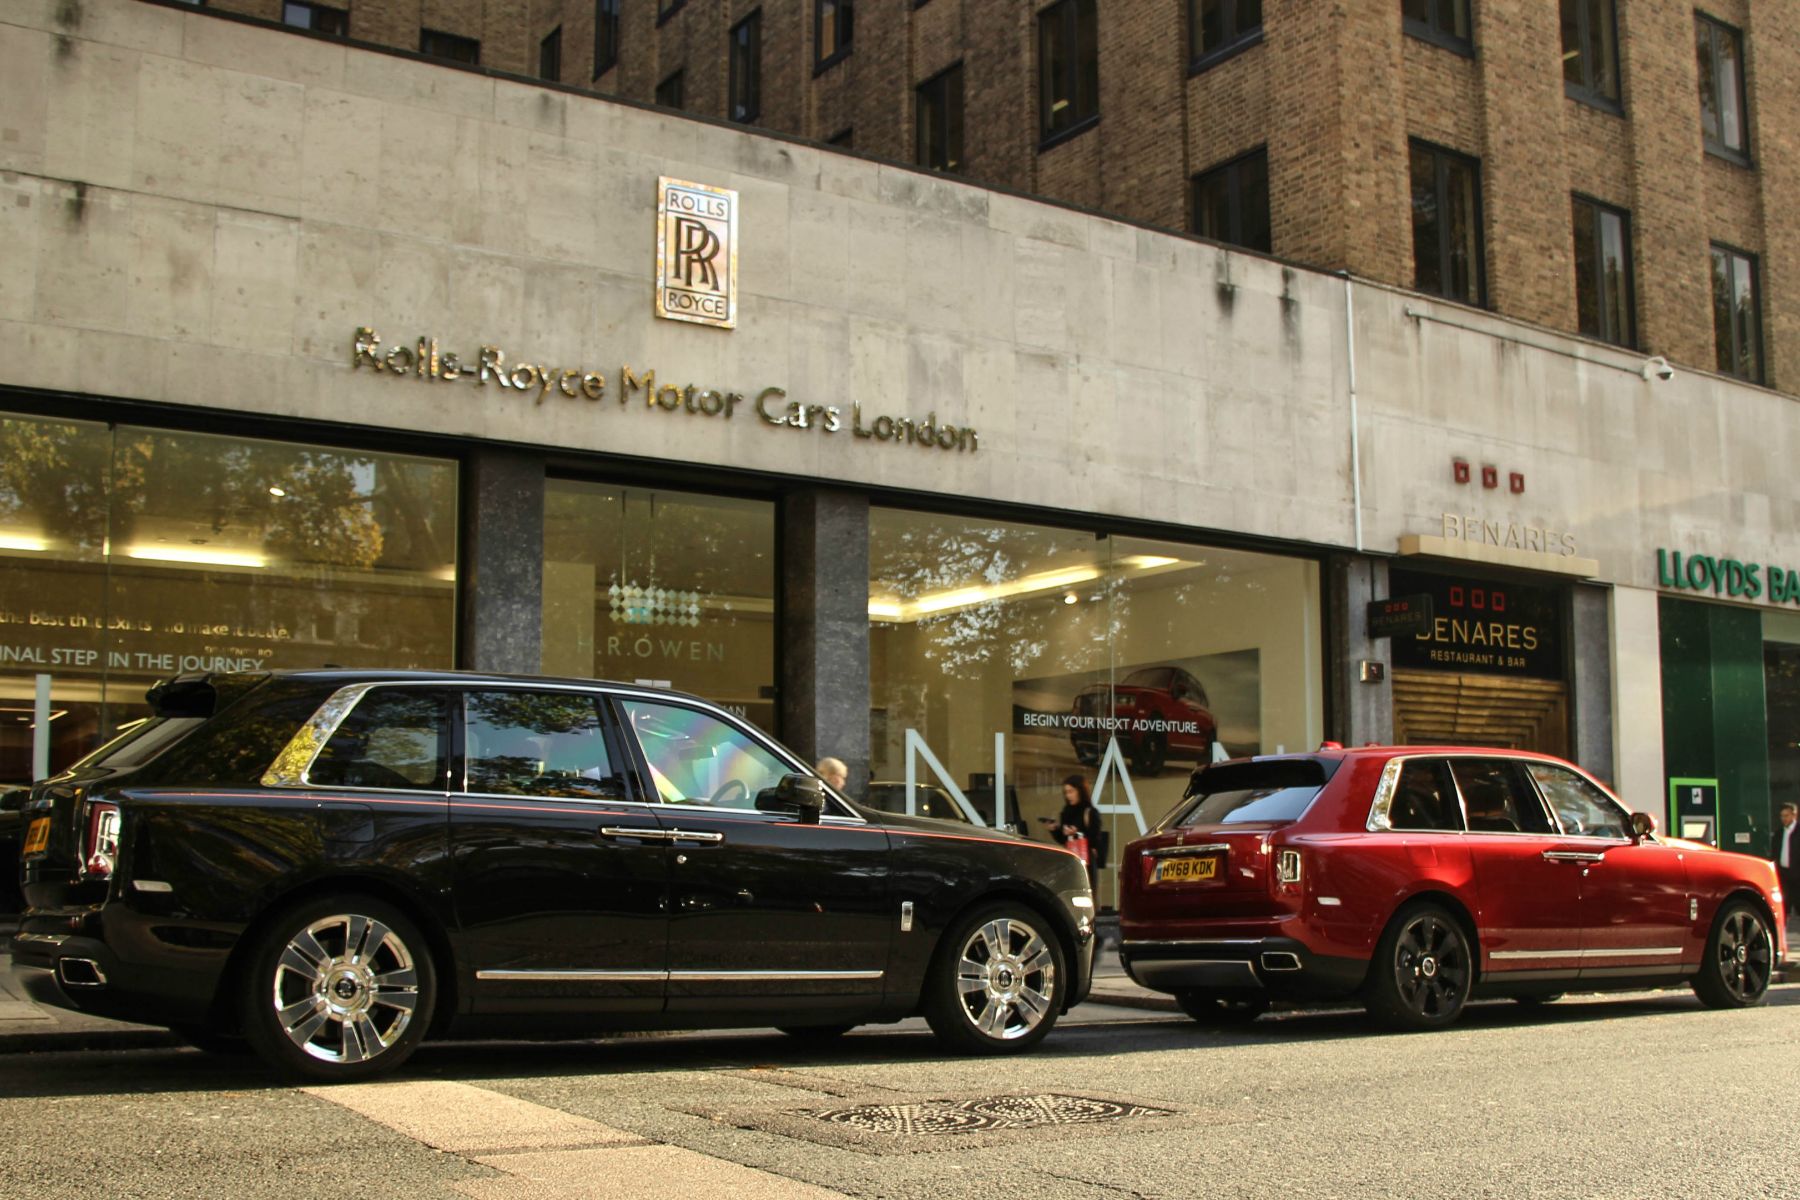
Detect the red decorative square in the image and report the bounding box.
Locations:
[1480,465,1498,489]
[1509,471,1525,494]
[1453,459,1470,484]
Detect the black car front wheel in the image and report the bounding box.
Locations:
[1364,903,1472,1030]
[241,894,436,1083]
[1692,899,1774,1009]
[924,904,1064,1054]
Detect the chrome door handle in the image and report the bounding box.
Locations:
[667,829,725,844]
[1541,850,1605,864]
[599,826,670,841]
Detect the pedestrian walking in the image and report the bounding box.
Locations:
[815,756,848,793]
[1773,802,1797,930]
[1049,773,1103,891]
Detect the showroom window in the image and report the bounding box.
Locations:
[0,413,458,785]
[868,509,1322,906]
[540,481,776,734]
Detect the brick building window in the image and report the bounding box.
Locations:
[1572,196,1634,348]
[594,0,620,78]
[1192,148,1271,253]
[1695,14,1749,162]
[1190,0,1262,72]
[730,11,762,124]
[659,0,688,25]
[917,63,965,173]
[816,0,853,71]
[283,2,347,36]
[656,70,685,110]
[1038,0,1099,146]
[1561,0,1620,111]
[539,27,562,82]
[1710,244,1763,384]
[1409,140,1484,306]
[1403,0,1472,56]
[420,29,480,65]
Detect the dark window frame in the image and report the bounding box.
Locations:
[538,25,563,82]
[827,126,854,147]
[1409,138,1487,307]
[1571,194,1636,350]
[1037,0,1100,150]
[1561,0,1622,113]
[1710,242,1764,385]
[1191,146,1272,253]
[815,0,853,73]
[419,28,481,66]
[658,0,688,28]
[1695,12,1751,165]
[593,0,620,78]
[1402,0,1474,57]
[283,1,348,37]
[729,10,763,124]
[656,69,685,109]
[1189,0,1264,75]
[916,60,966,174]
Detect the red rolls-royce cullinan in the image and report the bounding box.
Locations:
[1120,746,1787,1029]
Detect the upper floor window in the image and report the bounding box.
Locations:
[1192,147,1271,253]
[1409,139,1484,306]
[730,11,763,123]
[1572,196,1634,348]
[1561,0,1620,110]
[1038,0,1099,145]
[284,1,347,36]
[420,28,480,66]
[1190,0,1262,71]
[817,0,853,71]
[594,0,620,78]
[659,0,688,25]
[539,26,562,82]
[1696,14,1749,162]
[1403,0,1472,56]
[917,62,965,173]
[656,70,685,110]
[1711,244,1763,384]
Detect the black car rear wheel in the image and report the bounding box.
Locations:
[241,894,436,1083]
[1692,899,1774,1009]
[1173,991,1268,1025]
[1365,903,1472,1030]
[924,904,1064,1054]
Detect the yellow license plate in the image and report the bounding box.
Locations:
[1152,855,1220,884]
[23,817,49,856]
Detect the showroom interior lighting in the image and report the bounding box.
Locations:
[125,545,268,568]
[870,556,1190,622]
[0,531,49,552]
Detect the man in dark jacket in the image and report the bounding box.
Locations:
[1774,802,1797,931]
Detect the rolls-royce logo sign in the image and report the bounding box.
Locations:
[656,177,737,329]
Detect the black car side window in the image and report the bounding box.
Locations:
[1524,763,1630,839]
[310,688,450,791]
[1449,759,1554,835]
[617,698,789,810]
[1389,760,1464,831]
[464,690,623,800]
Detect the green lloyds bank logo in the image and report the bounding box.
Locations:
[1657,549,1800,605]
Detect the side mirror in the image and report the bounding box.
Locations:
[1629,811,1657,839]
[757,773,826,823]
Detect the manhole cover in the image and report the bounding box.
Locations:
[795,1093,1176,1137]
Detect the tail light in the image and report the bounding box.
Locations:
[83,801,121,879]
[1275,848,1302,886]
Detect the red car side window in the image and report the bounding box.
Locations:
[1389,760,1464,831]
[1448,759,1554,835]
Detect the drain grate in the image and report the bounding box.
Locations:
[794,1093,1176,1137]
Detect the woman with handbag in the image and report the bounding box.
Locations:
[1050,773,1102,891]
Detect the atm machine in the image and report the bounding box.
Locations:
[1667,778,1720,847]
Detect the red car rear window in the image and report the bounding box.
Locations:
[1171,759,1336,827]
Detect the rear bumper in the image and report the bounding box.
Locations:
[11,912,231,1028]
[1119,936,1365,998]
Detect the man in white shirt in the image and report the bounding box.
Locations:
[1775,803,1798,930]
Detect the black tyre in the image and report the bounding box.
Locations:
[923,904,1065,1055]
[1174,991,1269,1025]
[241,894,436,1083]
[1692,899,1774,1009]
[1364,903,1473,1030]
[777,1024,856,1042]
[172,1024,254,1055]
[1132,733,1167,776]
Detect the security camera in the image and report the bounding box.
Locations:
[1640,355,1674,383]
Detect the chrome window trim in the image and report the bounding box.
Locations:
[475,969,665,982]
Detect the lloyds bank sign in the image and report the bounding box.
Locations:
[1656,549,1800,605]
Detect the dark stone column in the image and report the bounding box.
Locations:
[1570,582,1615,778]
[1328,554,1394,746]
[458,448,546,674]
[780,489,871,795]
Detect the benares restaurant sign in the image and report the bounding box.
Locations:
[349,328,980,453]
[1657,549,1800,605]
[656,177,737,330]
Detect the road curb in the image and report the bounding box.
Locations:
[0,1027,182,1055]
[1084,985,1180,1013]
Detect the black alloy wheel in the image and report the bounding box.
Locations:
[1174,990,1269,1025]
[1692,899,1774,1009]
[241,894,436,1083]
[1365,903,1473,1030]
[923,903,1065,1055]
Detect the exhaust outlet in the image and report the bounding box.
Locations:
[1260,951,1302,972]
[56,958,108,988]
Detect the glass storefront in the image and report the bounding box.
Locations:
[0,412,458,784]
[868,508,1323,905]
[541,481,776,733]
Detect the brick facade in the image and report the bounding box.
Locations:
[202,0,1794,391]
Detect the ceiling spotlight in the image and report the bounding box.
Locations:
[268,486,287,497]
[1063,592,1078,605]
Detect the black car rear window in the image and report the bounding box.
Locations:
[135,680,341,787]
[1173,759,1337,827]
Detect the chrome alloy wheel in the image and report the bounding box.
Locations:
[1713,906,1773,1003]
[1391,911,1470,1020]
[272,913,420,1064]
[954,916,1057,1040]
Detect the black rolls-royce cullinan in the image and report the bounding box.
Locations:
[14,671,1094,1081]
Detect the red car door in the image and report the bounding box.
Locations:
[1522,762,1693,979]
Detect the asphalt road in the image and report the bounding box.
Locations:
[3,987,1797,1200]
